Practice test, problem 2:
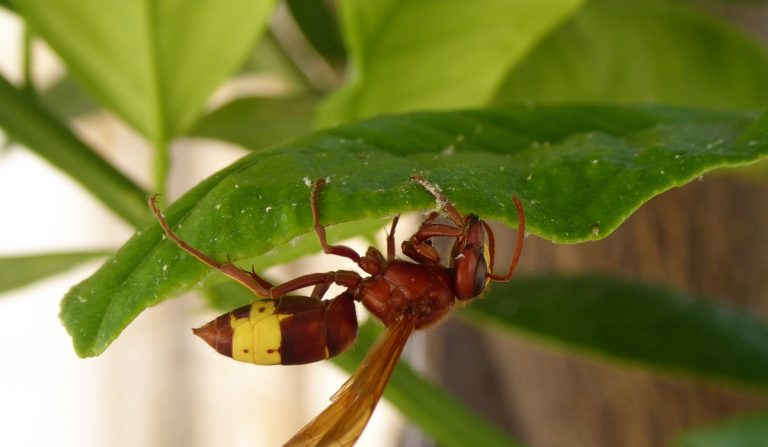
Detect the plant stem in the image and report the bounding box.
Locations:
[264,29,317,93]
[0,73,150,226]
[22,26,34,93]
[153,141,170,201]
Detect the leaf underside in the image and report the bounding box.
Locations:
[60,104,768,358]
[495,0,768,110]
[465,275,768,391]
[319,0,584,125]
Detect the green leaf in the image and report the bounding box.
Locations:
[316,0,584,125]
[463,275,768,390]
[0,74,150,227]
[0,251,109,294]
[187,96,317,150]
[333,320,524,447]
[673,412,768,447]
[494,0,768,108]
[285,0,346,66]
[15,0,276,145]
[59,104,768,357]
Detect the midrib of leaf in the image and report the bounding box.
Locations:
[145,3,164,142]
[141,1,171,192]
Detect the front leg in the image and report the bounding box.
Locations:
[311,179,363,263]
[402,224,464,265]
[311,179,386,275]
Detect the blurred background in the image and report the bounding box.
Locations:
[0,6,405,447]
[2,1,768,447]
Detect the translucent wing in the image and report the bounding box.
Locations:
[283,318,416,447]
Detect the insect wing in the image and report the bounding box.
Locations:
[283,318,416,447]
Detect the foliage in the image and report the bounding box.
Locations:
[58,104,768,358]
[2,0,768,445]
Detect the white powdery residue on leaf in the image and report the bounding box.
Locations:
[706,139,724,149]
[412,176,447,210]
[215,204,221,210]
[162,264,168,272]
[303,177,312,186]
[265,206,272,213]
[441,145,455,156]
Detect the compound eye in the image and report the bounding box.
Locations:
[471,250,489,297]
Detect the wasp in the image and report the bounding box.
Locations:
[149,175,525,446]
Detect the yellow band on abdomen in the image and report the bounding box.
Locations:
[231,300,285,365]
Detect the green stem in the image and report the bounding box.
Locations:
[152,141,170,200]
[0,73,150,227]
[264,30,317,93]
[22,26,34,93]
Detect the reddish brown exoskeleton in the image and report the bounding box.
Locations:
[149,175,525,446]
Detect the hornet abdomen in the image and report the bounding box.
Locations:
[193,292,357,365]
